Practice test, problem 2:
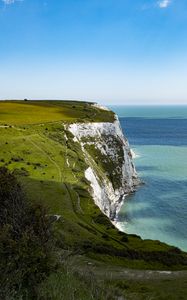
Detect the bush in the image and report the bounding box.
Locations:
[0,167,56,299]
[13,167,29,176]
[93,213,115,228]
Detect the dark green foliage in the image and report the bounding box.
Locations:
[77,238,187,267]
[0,167,56,299]
[120,235,129,243]
[93,213,115,228]
[11,156,24,162]
[13,167,30,177]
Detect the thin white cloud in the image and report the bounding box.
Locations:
[2,0,23,4]
[141,1,172,11]
[2,0,15,4]
[158,0,171,8]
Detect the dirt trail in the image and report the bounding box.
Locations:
[72,256,187,281]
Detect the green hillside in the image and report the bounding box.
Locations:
[0,100,115,124]
[1,100,187,299]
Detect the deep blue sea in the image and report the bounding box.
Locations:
[110,106,187,251]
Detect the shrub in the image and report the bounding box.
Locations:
[13,167,29,177]
[93,213,115,229]
[11,156,24,162]
[0,167,56,299]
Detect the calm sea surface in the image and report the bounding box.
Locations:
[110,106,187,251]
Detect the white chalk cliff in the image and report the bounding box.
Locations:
[68,113,139,220]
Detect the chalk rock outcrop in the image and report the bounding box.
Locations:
[68,114,139,220]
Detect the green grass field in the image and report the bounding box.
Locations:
[0,100,115,124]
[1,100,187,299]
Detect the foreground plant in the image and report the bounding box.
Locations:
[0,167,56,299]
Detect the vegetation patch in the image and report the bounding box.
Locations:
[0,167,57,299]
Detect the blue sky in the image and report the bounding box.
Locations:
[0,0,187,104]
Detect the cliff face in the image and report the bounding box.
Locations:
[68,114,139,220]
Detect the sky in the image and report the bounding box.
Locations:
[0,0,187,105]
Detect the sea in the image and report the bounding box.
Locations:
[110,105,187,251]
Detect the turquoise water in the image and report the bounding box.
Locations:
[110,105,187,119]
[111,106,187,251]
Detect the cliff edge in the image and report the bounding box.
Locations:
[68,105,140,220]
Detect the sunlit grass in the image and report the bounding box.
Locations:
[0,100,115,125]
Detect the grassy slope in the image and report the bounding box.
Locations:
[1,100,187,298]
